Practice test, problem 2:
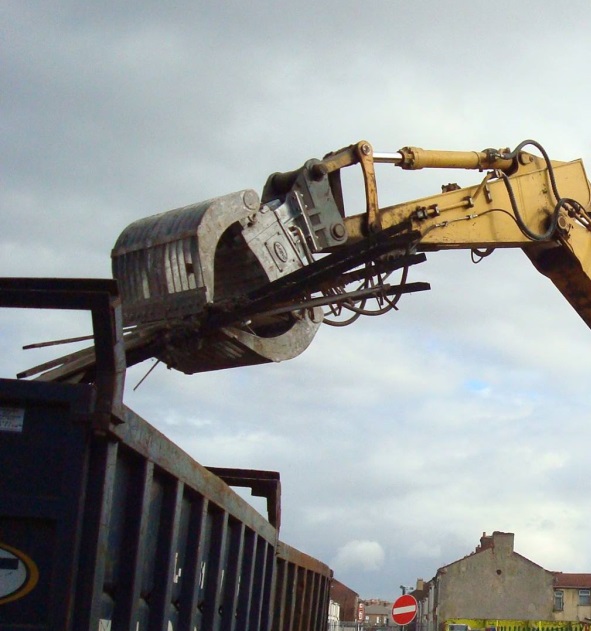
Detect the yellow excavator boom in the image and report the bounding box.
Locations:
[339,140,591,327]
[21,139,591,381]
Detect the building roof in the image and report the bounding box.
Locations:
[436,531,546,576]
[418,532,591,602]
[331,578,359,599]
[553,573,591,588]
[411,587,429,600]
[364,602,393,615]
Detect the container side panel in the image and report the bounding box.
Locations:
[177,493,208,631]
[284,562,297,631]
[201,505,228,631]
[219,517,245,631]
[293,566,306,631]
[0,396,90,630]
[271,557,287,631]
[275,541,332,631]
[248,537,271,631]
[74,438,119,631]
[236,527,256,631]
[0,517,55,627]
[141,471,166,600]
[149,476,183,631]
[260,540,275,631]
[309,572,321,631]
[112,456,154,629]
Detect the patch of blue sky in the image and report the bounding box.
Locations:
[463,378,489,393]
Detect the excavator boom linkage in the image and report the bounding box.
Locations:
[20,140,591,382]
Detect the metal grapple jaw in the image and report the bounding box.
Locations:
[111,188,328,373]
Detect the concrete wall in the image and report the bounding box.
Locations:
[436,533,554,621]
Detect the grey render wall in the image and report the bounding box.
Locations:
[437,535,555,621]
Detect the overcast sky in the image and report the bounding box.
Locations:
[3,1,591,601]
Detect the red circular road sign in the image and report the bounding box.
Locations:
[357,602,365,622]
[391,593,418,625]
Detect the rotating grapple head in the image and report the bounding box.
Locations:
[111,187,330,373]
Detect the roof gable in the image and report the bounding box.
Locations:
[553,573,591,588]
[437,532,547,576]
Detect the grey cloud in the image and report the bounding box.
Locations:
[3,0,591,599]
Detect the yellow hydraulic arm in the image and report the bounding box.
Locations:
[308,139,591,328]
[19,138,591,382]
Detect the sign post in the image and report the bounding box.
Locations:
[391,593,418,626]
[357,602,365,630]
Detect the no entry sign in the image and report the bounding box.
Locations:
[391,593,418,625]
[357,602,365,622]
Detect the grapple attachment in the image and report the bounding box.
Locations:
[111,189,322,373]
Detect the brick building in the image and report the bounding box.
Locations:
[331,577,360,624]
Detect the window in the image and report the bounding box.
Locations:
[579,589,591,606]
[554,590,564,611]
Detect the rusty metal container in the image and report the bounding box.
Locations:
[0,278,331,630]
